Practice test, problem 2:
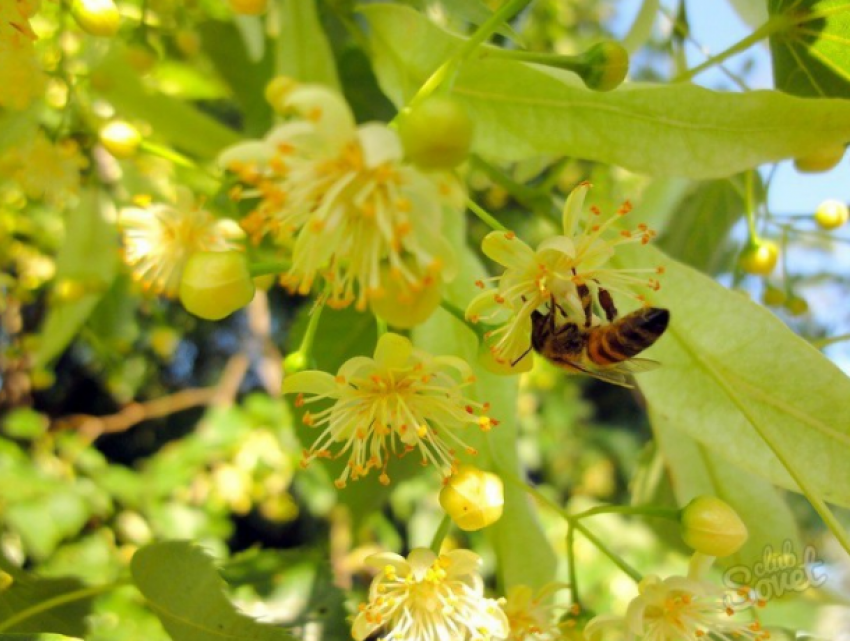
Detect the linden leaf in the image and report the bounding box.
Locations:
[612,244,850,511]
[361,3,850,178]
[276,0,341,90]
[130,541,296,641]
[769,0,850,98]
[651,411,802,572]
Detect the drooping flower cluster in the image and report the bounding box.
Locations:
[118,187,244,297]
[585,574,767,641]
[282,332,493,488]
[352,548,510,641]
[0,0,46,110]
[466,182,664,369]
[219,79,459,324]
[0,132,86,206]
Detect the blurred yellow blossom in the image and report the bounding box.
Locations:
[118,187,244,297]
[282,332,494,488]
[352,547,509,641]
[0,132,85,205]
[0,0,46,109]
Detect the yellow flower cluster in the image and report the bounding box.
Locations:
[0,132,86,206]
[0,0,46,110]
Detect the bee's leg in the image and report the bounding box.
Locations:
[576,281,593,327]
[511,345,532,367]
[597,286,618,322]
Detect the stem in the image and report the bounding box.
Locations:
[139,141,201,171]
[248,261,290,277]
[439,299,486,339]
[297,291,328,359]
[672,16,790,83]
[812,333,850,349]
[430,514,452,554]
[402,0,532,113]
[566,522,580,606]
[744,170,758,242]
[467,199,508,232]
[376,316,388,337]
[0,580,130,633]
[572,504,680,521]
[573,521,643,583]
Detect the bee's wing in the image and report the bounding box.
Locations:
[577,358,661,388]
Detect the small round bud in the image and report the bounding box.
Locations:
[283,351,309,375]
[814,199,849,230]
[761,284,786,307]
[793,144,845,173]
[99,121,141,158]
[577,42,629,91]
[179,251,255,320]
[738,239,779,276]
[265,76,298,113]
[70,0,121,37]
[0,571,13,591]
[680,496,748,557]
[175,29,201,57]
[786,295,809,316]
[399,96,474,169]
[149,326,180,359]
[439,465,504,531]
[125,43,158,74]
[227,0,268,15]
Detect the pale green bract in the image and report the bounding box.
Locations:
[361,3,850,179]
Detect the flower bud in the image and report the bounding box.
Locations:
[179,251,255,320]
[786,295,809,316]
[738,239,779,276]
[228,0,268,15]
[175,29,201,57]
[680,496,748,557]
[439,465,504,531]
[99,121,141,158]
[793,144,845,173]
[399,96,474,169]
[576,42,629,92]
[70,0,121,37]
[265,76,298,112]
[761,284,786,307]
[814,199,849,230]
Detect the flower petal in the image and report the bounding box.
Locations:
[282,370,338,396]
[357,123,403,168]
[373,332,413,369]
[561,181,591,237]
[481,230,535,268]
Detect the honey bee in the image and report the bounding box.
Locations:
[519,284,670,388]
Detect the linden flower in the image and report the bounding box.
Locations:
[0,132,85,205]
[282,332,493,488]
[584,575,767,641]
[118,187,244,297]
[219,80,458,319]
[352,547,510,641]
[466,182,663,370]
[0,0,46,110]
[501,583,571,640]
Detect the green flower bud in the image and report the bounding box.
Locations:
[793,144,845,173]
[439,465,504,531]
[399,96,474,169]
[814,199,849,230]
[179,251,255,320]
[228,0,268,15]
[576,42,629,92]
[761,284,786,307]
[786,295,809,316]
[738,239,779,276]
[283,351,309,375]
[99,121,141,158]
[680,496,748,557]
[70,0,121,37]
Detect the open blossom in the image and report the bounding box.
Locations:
[0,132,85,206]
[466,182,663,370]
[0,0,46,110]
[118,187,244,297]
[219,79,458,322]
[584,574,767,641]
[501,583,572,640]
[282,333,493,488]
[352,548,509,641]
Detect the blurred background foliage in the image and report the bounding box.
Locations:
[1,0,849,639]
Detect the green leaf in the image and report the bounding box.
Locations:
[93,53,240,158]
[655,175,754,273]
[412,207,556,591]
[199,20,274,137]
[130,541,296,641]
[769,0,850,98]
[34,190,118,369]
[651,410,802,570]
[0,556,93,636]
[361,3,850,178]
[275,0,341,89]
[614,244,850,509]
